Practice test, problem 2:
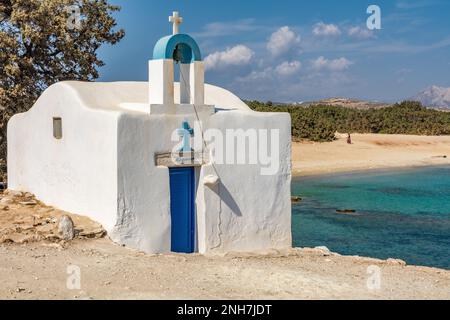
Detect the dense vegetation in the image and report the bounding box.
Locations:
[248,100,450,142]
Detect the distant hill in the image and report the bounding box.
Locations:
[267,98,391,109]
[411,86,450,110]
[261,89,450,111]
[296,98,391,110]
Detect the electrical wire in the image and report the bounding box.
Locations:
[178,63,221,177]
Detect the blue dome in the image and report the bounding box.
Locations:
[153,34,202,64]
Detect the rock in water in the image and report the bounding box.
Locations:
[336,209,356,213]
[58,215,75,240]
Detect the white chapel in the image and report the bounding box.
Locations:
[7,12,292,254]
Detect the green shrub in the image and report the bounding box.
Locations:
[247,100,450,142]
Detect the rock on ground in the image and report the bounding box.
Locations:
[58,215,75,241]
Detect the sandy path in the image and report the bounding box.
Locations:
[293,134,450,176]
[0,239,449,300]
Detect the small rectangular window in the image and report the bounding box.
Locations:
[53,117,62,139]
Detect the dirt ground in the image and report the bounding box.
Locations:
[1,238,449,300]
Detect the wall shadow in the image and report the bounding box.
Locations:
[210,182,242,217]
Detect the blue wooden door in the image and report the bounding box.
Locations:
[169,167,195,253]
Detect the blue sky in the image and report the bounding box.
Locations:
[98,0,450,103]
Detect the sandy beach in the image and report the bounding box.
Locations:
[293,133,450,176]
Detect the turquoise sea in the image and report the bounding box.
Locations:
[291,166,450,269]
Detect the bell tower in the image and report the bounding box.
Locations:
[148,12,212,115]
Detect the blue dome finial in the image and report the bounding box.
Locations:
[153,34,202,64]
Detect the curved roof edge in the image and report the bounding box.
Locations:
[18,81,252,114]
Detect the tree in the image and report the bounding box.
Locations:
[0,0,124,180]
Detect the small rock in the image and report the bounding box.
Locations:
[44,234,62,242]
[43,217,56,224]
[0,197,14,205]
[19,200,37,206]
[4,234,37,244]
[14,216,35,225]
[78,227,106,239]
[36,224,55,234]
[0,204,9,210]
[0,237,13,244]
[58,215,75,241]
[18,224,34,231]
[314,246,332,256]
[386,258,407,267]
[5,190,23,197]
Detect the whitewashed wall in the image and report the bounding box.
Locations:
[8,83,119,230]
[112,110,291,254]
[199,111,292,254]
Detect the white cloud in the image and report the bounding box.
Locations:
[312,22,341,37]
[396,0,442,9]
[193,19,267,38]
[238,68,273,82]
[237,60,302,83]
[234,64,356,102]
[311,56,353,71]
[348,26,374,39]
[275,61,302,76]
[267,26,301,56]
[204,45,254,70]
